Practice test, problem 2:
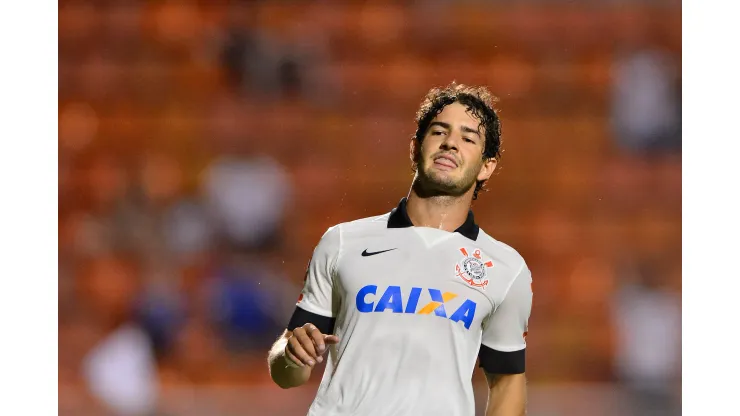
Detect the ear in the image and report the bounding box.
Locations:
[477,158,497,182]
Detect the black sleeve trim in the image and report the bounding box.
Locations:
[287,306,336,335]
[478,344,525,374]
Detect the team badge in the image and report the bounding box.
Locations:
[455,247,493,289]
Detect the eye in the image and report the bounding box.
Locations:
[431,130,445,136]
[463,137,475,143]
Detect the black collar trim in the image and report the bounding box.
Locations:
[387,197,480,241]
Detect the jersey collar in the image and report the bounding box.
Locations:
[387,197,480,241]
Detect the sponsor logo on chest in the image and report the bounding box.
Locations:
[355,285,478,330]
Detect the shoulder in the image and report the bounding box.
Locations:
[326,212,391,239]
[476,229,529,279]
[314,213,391,264]
[313,212,390,250]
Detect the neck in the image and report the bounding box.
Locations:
[405,187,473,233]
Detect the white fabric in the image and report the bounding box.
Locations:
[296,213,532,416]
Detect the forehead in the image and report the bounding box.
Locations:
[432,102,483,128]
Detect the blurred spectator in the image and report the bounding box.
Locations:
[217,3,281,97]
[83,324,158,416]
[78,256,159,416]
[202,153,291,251]
[205,250,297,352]
[135,262,188,359]
[129,150,213,264]
[200,96,292,251]
[611,258,681,416]
[611,18,681,153]
[216,2,334,104]
[127,151,213,357]
[274,15,336,105]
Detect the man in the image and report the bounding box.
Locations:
[268,82,533,416]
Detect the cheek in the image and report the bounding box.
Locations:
[421,138,437,152]
[418,141,437,162]
[467,155,486,175]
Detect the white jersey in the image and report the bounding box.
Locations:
[289,198,532,416]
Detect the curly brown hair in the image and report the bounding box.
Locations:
[412,82,502,200]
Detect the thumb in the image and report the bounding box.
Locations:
[324,334,340,345]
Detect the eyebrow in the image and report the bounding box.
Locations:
[461,125,482,137]
[429,121,482,137]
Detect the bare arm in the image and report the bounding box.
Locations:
[479,264,532,415]
[269,226,341,388]
[267,325,339,389]
[267,329,312,389]
[484,372,527,416]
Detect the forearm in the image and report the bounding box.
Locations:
[267,335,312,389]
[485,373,527,416]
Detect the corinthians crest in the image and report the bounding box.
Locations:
[455,247,493,289]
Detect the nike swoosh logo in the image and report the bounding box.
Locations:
[361,248,398,257]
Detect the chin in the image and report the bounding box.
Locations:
[424,170,456,186]
[419,175,464,195]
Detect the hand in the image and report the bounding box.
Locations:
[284,323,340,368]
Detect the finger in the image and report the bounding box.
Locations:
[288,337,316,367]
[292,327,319,361]
[286,339,308,366]
[324,334,340,345]
[284,348,305,368]
[295,329,319,360]
[307,325,326,355]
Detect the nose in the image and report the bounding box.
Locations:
[440,132,460,152]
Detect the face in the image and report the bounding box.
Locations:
[412,102,497,197]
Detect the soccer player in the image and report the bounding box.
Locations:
[268,82,533,416]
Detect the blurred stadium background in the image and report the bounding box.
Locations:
[58,1,681,415]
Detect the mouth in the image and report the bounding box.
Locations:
[433,154,458,170]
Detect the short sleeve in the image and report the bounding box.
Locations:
[287,225,341,333]
[478,264,533,374]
